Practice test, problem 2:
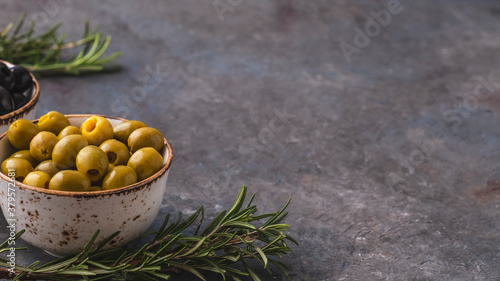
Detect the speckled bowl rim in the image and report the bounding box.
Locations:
[0,114,173,198]
[0,60,41,126]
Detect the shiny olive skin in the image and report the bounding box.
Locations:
[127,147,163,181]
[11,66,33,93]
[1,158,33,182]
[30,131,59,162]
[8,119,40,150]
[35,160,62,177]
[108,163,115,173]
[12,92,29,109]
[76,145,109,181]
[38,111,71,135]
[49,170,90,192]
[99,139,130,165]
[89,186,103,191]
[102,165,137,190]
[113,120,146,144]
[9,150,38,167]
[81,116,114,146]
[0,86,14,115]
[52,135,88,169]
[23,171,51,189]
[0,63,14,89]
[128,127,164,153]
[58,125,81,139]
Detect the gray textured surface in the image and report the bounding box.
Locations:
[2,0,500,280]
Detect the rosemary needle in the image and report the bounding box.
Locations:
[0,14,122,76]
[0,186,297,281]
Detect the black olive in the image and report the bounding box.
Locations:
[0,63,14,90]
[0,86,14,115]
[10,66,33,92]
[20,85,33,100]
[9,85,33,110]
[11,93,29,109]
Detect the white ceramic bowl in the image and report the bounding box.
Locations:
[0,60,40,135]
[0,115,173,256]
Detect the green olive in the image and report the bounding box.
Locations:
[29,131,59,162]
[1,158,33,182]
[58,125,81,138]
[81,116,114,146]
[49,170,90,192]
[76,145,109,181]
[102,165,137,190]
[127,147,163,181]
[113,120,147,144]
[89,186,103,191]
[128,127,164,153]
[35,160,62,177]
[9,150,38,167]
[38,111,71,135]
[108,163,115,173]
[99,139,130,165]
[52,135,88,169]
[23,171,51,189]
[8,119,40,150]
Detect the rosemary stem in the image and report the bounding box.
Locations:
[0,15,121,76]
[0,186,296,281]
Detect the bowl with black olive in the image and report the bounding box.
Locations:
[0,60,40,135]
[0,112,173,256]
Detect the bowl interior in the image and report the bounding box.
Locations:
[0,115,172,195]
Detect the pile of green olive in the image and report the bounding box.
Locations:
[1,111,165,192]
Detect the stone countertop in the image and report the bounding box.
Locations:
[2,0,500,280]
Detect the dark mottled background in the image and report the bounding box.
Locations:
[2,0,500,280]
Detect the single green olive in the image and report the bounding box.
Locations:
[49,170,90,192]
[81,116,114,146]
[52,135,88,169]
[113,120,147,144]
[38,111,71,135]
[29,131,59,162]
[99,139,130,165]
[127,147,163,181]
[23,171,51,189]
[76,145,109,181]
[35,160,62,177]
[102,165,137,190]
[8,119,40,150]
[9,150,38,167]
[58,125,81,138]
[89,186,103,191]
[128,127,164,153]
[1,158,33,182]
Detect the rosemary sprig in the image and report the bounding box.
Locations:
[0,14,122,76]
[0,186,297,280]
